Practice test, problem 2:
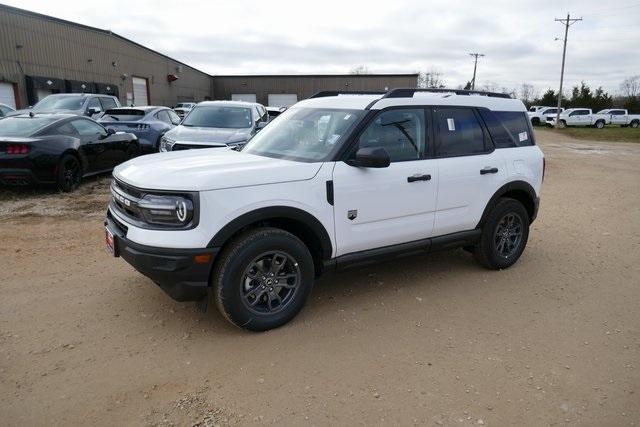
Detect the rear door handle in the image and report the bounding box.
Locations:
[480,167,499,175]
[407,174,431,182]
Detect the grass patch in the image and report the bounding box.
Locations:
[541,126,640,143]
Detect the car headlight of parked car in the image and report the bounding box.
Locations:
[160,136,175,152]
[137,193,196,227]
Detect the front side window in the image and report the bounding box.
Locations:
[356,109,426,162]
[86,97,102,112]
[70,119,106,137]
[167,110,181,125]
[612,110,625,115]
[156,110,172,124]
[182,106,253,128]
[243,107,365,162]
[100,97,117,110]
[435,108,486,157]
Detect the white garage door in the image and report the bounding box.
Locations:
[132,77,149,106]
[0,83,16,109]
[231,94,257,103]
[268,94,298,108]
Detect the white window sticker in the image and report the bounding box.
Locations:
[447,118,456,131]
[518,131,528,142]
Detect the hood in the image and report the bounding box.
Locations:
[165,125,252,145]
[113,149,323,191]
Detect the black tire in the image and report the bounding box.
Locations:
[631,120,639,129]
[56,154,82,192]
[558,120,567,129]
[531,117,540,126]
[595,120,605,129]
[213,227,315,331]
[473,198,530,270]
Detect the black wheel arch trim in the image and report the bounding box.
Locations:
[207,206,333,260]
[477,181,539,227]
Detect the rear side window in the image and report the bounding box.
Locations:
[479,110,533,148]
[434,108,486,156]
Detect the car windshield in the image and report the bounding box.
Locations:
[176,103,192,108]
[596,110,609,114]
[103,109,146,121]
[242,107,366,162]
[33,96,84,111]
[182,106,252,128]
[0,116,58,136]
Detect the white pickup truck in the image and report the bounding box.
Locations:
[528,106,563,126]
[596,109,640,128]
[549,108,610,129]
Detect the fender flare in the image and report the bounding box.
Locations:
[476,181,538,227]
[207,206,333,259]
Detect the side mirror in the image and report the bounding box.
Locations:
[346,147,390,168]
[256,121,268,131]
[106,128,116,135]
[87,107,101,116]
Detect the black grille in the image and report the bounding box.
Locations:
[172,143,222,151]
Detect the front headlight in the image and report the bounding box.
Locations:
[160,136,176,152]
[137,193,195,227]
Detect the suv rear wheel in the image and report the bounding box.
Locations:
[212,227,314,331]
[474,198,530,270]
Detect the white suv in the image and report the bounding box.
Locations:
[105,88,544,331]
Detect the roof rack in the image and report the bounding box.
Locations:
[381,88,512,99]
[309,90,387,99]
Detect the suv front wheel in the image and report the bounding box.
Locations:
[212,227,315,331]
[474,198,530,270]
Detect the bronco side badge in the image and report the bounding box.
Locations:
[347,210,358,221]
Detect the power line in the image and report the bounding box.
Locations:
[554,13,582,128]
[469,53,484,90]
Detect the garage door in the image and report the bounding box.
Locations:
[268,94,298,108]
[231,94,256,103]
[132,77,149,106]
[0,83,16,109]
[36,89,53,103]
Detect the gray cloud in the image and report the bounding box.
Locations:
[4,0,639,94]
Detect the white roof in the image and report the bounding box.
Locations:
[295,92,526,112]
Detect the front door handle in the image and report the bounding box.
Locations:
[407,174,431,183]
[480,167,499,175]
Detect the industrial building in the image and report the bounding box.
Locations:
[0,4,418,110]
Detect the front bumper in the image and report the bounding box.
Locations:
[105,212,218,301]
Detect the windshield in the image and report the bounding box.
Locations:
[243,107,366,162]
[529,107,537,112]
[33,95,84,111]
[103,109,145,121]
[596,110,609,114]
[176,103,192,108]
[0,116,58,136]
[182,106,252,128]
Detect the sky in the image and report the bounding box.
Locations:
[4,0,640,96]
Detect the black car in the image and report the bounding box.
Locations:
[0,113,138,191]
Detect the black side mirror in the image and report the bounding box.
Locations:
[106,128,116,135]
[256,121,268,131]
[87,107,101,116]
[346,147,390,168]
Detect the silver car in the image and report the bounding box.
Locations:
[160,101,269,152]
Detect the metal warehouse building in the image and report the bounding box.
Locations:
[0,4,418,110]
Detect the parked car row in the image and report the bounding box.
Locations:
[529,105,640,129]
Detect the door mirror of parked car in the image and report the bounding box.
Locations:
[87,107,101,116]
[256,121,268,131]
[346,147,391,168]
[106,128,116,135]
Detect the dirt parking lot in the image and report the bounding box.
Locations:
[1,129,639,426]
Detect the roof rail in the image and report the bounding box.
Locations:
[308,90,387,99]
[381,88,512,99]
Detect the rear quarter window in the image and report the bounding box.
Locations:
[479,110,534,148]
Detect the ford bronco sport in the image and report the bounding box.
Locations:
[105,88,544,331]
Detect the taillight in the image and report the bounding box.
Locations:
[6,144,30,155]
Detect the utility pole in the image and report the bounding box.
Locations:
[554,13,582,128]
[469,53,484,90]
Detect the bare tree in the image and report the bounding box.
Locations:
[620,75,640,98]
[418,69,446,88]
[350,65,370,75]
[519,83,538,104]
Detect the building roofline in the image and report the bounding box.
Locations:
[0,3,210,77]
[213,73,420,78]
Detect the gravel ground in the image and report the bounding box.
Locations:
[1,129,639,426]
